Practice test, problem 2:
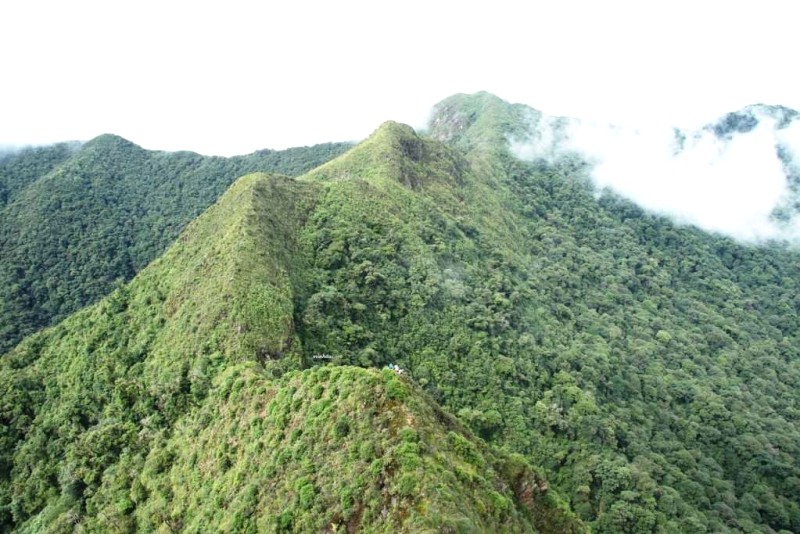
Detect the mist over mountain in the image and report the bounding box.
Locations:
[507,99,800,242]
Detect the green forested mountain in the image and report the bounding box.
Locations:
[2,93,800,533]
[0,136,351,353]
[0,171,581,533]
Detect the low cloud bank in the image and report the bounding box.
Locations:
[511,107,800,243]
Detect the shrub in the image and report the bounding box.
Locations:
[334,416,351,439]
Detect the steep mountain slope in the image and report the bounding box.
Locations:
[423,93,800,532]
[0,172,309,530]
[0,136,351,353]
[0,168,581,533]
[294,97,800,532]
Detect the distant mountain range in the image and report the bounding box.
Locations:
[706,104,798,139]
[0,137,351,353]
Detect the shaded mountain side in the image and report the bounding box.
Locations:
[0,170,582,533]
[0,136,351,353]
[0,173,316,530]
[0,142,80,205]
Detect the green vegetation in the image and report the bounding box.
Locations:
[0,172,311,531]
[427,91,534,152]
[127,364,563,533]
[298,106,800,532]
[0,142,80,205]
[2,92,800,532]
[0,136,351,353]
[0,169,580,532]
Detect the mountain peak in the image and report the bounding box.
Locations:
[706,103,799,139]
[373,119,418,138]
[303,119,467,191]
[83,133,142,151]
[428,92,538,152]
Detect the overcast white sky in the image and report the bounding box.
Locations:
[1,0,798,156]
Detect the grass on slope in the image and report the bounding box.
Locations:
[0,136,350,353]
[0,166,583,532]
[127,364,573,533]
[0,173,315,531]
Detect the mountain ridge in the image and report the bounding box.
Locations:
[0,136,351,353]
[0,165,583,532]
[2,92,800,532]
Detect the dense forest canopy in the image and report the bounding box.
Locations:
[0,171,581,532]
[1,93,799,533]
[0,136,351,353]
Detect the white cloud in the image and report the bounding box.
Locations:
[778,122,800,157]
[512,111,800,242]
